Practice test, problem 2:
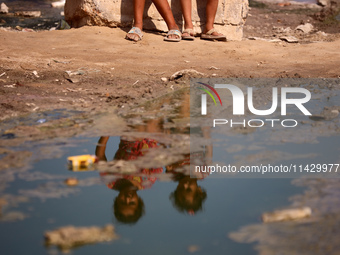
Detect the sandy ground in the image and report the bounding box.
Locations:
[0,1,340,120]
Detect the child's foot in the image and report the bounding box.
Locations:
[201,28,226,41]
[164,29,182,42]
[125,27,143,42]
[182,28,195,40]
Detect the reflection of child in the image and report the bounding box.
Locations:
[170,173,207,215]
[96,136,163,224]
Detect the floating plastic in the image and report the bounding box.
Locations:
[67,155,98,171]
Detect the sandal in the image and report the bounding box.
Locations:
[164,29,182,42]
[125,27,143,42]
[182,28,195,40]
[201,28,226,41]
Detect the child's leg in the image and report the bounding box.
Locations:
[204,0,224,36]
[180,0,193,30]
[126,0,146,41]
[152,0,180,39]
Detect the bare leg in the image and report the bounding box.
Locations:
[204,0,224,36]
[126,0,146,41]
[152,0,180,39]
[180,0,194,35]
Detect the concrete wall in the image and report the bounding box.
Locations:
[65,0,249,40]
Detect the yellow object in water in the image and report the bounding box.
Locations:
[67,154,98,171]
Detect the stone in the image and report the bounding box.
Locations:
[170,69,205,80]
[317,0,329,6]
[262,207,312,223]
[15,11,41,18]
[64,0,248,41]
[0,2,9,14]
[279,35,299,43]
[296,23,313,34]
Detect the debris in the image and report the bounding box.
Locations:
[56,20,70,30]
[15,11,41,18]
[248,37,281,42]
[278,2,291,7]
[161,77,168,82]
[44,224,118,250]
[4,84,16,88]
[37,119,46,124]
[0,3,9,14]
[52,59,70,64]
[133,80,139,86]
[296,23,314,34]
[317,0,329,6]
[262,207,312,223]
[279,36,299,43]
[187,245,200,253]
[209,66,220,70]
[64,177,78,186]
[316,31,328,37]
[51,0,65,8]
[67,155,98,171]
[0,72,5,77]
[32,71,39,78]
[170,69,205,81]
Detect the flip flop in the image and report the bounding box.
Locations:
[125,27,143,42]
[182,28,195,41]
[164,29,182,42]
[201,28,226,41]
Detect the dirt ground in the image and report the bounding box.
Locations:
[0,1,340,120]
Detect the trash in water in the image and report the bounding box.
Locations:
[67,155,98,171]
[64,177,79,186]
[37,119,46,124]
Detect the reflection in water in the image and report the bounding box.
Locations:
[96,129,209,223]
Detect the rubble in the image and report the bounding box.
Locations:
[296,23,314,34]
[170,69,205,81]
[0,2,9,14]
[15,11,41,18]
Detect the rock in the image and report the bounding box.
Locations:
[161,77,168,82]
[170,69,205,81]
[15,11,41,18]
[51,0,65,8]
[317,0,329,6]
[64,0,249,41]
[262,207,312,223]
[44,224,119,250]
[0,2,9,14]
[296,23,314,34]
[279,36,299,43]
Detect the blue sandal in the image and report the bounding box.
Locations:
[164,29,182,42]
[126,27,143,42]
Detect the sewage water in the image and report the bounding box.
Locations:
[1,80,340,254]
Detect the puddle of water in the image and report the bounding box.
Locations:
[1,79,340,254]
[0,135,301,255]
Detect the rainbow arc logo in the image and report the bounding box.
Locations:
[197,82,222,115]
